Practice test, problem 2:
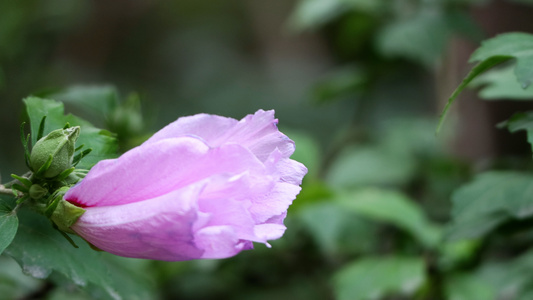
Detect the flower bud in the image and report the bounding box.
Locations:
[30,126,80,178]
[64,110,308,261]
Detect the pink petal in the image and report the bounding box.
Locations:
[66,138,268,207]
[254,223,287,242]
[196,173,276,244]
[144,110,295,162]
[249,182,301,223]
[144,113,238,146]
[265,149,307,185]
[194,226,251,259]
[71,184,205,261]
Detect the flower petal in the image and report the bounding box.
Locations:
[66,138,268,207]
[196,173,275,244]
[249,182,301,223]
[254,223,287,242]
[194,226,252,259]
[144,113,238,146]
[144,110,295,162]
[71,184,205,261]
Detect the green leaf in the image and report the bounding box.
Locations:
[4,208,155,300]
[380,117,443,156]
[477,248,533,299]
[288,0,383,31]
[0,255,42,300]
[437,56,511,133]
[471,64,533,100]
[24,97,118,169]
[376,12,449,67]
[340,188,442,248]
[298,202,377,255]
[49,85,119,118]
[289,180,334,211]
[445,273,496,300]
[333,256,425,300]
[438,240,481,271]
[470,32,533,88]
[498,111,533,153]
[311,66,367,104]
[10,174,32,188]
[438,32,533,132]
[97,255,157,300]
[0,205,18,255]
[282,130,321,179]
[326,146,416,188]
[447,171,533,240]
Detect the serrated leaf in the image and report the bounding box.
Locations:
[5,208,111,288]
[98,255,157,300]
[472,64,533,100]
[24,97,118,169]
[437,56,511,133]
[4,208,154,300]
[340,188,442,248]
[0,205,18,255]
[333,256,425,300]
[447,171,533,240]
[438,32,533,132]
[470,32,533,88]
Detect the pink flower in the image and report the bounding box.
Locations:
[64,110,307,261]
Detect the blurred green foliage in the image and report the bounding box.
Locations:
[2,0,533,300]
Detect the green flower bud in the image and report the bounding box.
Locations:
[29,184,48,200]
[30,126,80,178]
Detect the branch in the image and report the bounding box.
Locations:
[0,185,16,196]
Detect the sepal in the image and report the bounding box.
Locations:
[46,187,85,234]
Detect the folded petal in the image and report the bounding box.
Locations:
[249,182,301,223]
[196,173,275,244]
[66,138,268,207]
[71,184,205,261]
[265,149,308,186]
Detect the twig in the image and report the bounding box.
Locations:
[0,185,16,196]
